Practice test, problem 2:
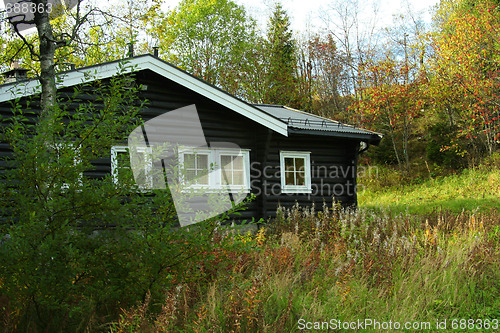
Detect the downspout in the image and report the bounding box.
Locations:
[353,141,369,208]
[358,141,370,155]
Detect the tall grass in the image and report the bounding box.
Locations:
[358,165,500,214]
[109,203,500,332]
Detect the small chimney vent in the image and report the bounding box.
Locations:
[2,61,29,83]
[153,46,159,57]
[128,43,134,58]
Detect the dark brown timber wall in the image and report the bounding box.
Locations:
[135,70,360,221]
[0,69,361,223]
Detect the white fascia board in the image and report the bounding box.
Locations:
[0,60,138,103]
[0,55,289,137]
[139,58,288,136]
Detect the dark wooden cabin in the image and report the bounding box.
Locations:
[0,54,382,223]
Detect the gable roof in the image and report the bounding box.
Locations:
[0,54,382,144]
[0,54,288,136]
[255,104,382,144]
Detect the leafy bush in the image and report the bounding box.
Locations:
[426,122,466,169]
[0,66,252,332]
[106,203,500,332]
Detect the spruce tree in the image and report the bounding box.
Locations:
[265,3,298,106]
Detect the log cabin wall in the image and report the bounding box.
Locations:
[0,68,362,223]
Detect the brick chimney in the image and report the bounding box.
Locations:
[2,61,29,83]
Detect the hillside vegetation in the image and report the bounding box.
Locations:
[109,205,500,332]
[359,156,500,214]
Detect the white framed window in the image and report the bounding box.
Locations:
[42,143,82,190]
[111,145,152,189]
[217,149,250,191]
[280,151,312,193]
[178,148,250,192]
[178,148,212,189]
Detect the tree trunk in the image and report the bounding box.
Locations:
[386,108,403,173]
[34,0,57,123]
[402,112,410,174]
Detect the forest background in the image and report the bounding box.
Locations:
[1,0,499,331]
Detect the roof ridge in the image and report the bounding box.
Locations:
[281,105,342,125]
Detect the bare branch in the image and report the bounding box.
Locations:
[9,19,40,61]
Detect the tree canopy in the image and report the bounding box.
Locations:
[152,0,257,95]
[0,0,498,165]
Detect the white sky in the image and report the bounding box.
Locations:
[163,0,441,34]
[271,0,437,30]
[1,0,441,38]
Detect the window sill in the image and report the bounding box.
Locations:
[180,187,251,194]
[281,187,313,194]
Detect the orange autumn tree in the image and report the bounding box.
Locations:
[430,0,500,158]
[353,53,426,174]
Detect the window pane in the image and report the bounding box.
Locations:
[116,152,134,183]
[185,170,196,182]
[221,168,231,185]
[296,171,306,186]
[221,155,232,169]
[184,154,195,169]
[220,155,246,186]
[197,154,208,169]
[285,171,295,185]
[197,174,209,185]
[117,151,131,168]
[233,171,244,185]
[134,153,147,183]
[284,157,294,171]
[232,156,243,170]
[295,157,305,172]
[135,152,147,171]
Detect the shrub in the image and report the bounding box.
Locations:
[116,204,500,332]
[426,122,466,170]
[0,65,253,332]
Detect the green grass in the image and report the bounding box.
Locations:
[358,168,500,214]
[5,163,499,332]
[109,205,500,332]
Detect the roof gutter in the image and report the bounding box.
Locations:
[288,128,383,145]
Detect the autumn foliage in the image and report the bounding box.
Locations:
[430,0,500,157]
[354,54,427,173]
[343,0,500,173]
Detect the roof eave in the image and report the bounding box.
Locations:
[288,128,383,145]
[0,55,289,137]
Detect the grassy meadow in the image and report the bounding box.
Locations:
[110,164,500,332]
[3,160,499,332]
[359,167,500,214]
